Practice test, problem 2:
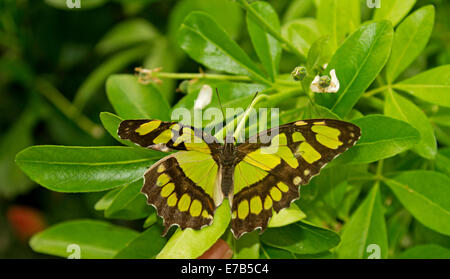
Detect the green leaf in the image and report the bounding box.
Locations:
[105,179,153,220]
[316,21,393,118]
[99,112,133,147]
[282,18,320,57]
[384,171,450,236]
[247,1,281,81]
[143,212,158,228]
[73,45,150,109]
[30,220,139,259]
[114,226,167,259]
[436,148,450,176]
[156,201,231,259]
[233,231,260,259]
[336,184,388,259]
[168,0,243,45]
[260,221,340,255]
[94,187,121,210]
[282,0,315,23]
[106,74,170,120]
[384,89,437,159]
[335,115,420,164]
[268,203,306,228]
[261,244,333,259]
[373,0,416,27]
[394,65,450,108]
[15,146,163,192]
[397,245,450,259]
[96,19,158,55]
[386,6,435,83]
[317,0,360,51]
[177,12,269,85]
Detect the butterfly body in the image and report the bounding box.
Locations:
[118,118,361,238]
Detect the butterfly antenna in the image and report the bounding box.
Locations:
[215,88,226,122]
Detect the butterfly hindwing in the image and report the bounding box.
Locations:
[142,151,218,235]
[118,119,220,153]
[231,119,361,237]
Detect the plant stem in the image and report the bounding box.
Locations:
[154,71,298,86]
[235,0,306,62]
[375,160,384,181]
[35,78,104,139]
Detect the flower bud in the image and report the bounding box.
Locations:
[319,75,331,88]
[291,66,307,81]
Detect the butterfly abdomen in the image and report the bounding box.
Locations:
[220,142,236,200]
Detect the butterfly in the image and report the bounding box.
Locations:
[118,118,361,238]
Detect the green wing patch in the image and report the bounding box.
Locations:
[118,119,220,153]
[142,151,218,235]
[231,119,361,237]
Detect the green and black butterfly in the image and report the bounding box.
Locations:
[118,118,361,238]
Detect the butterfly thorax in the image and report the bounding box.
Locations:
[219,139,237,202]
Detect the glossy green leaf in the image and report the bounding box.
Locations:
[177,12,269,84]
[247,1,281,81]
[156,201,230,259]
[317,0,360,51]
[30,220,139,259]
[386,6,435,82]
[105,179,153,220]
[233,231,260,259]
[114,226,167,259]
[335,115,420,164]
[282,18,320,57]
[99,112,133,147]
[336,184,388,259]
[96,19,158,55]
[268,203,306,228]
[260,221,340,255]
[385,171,450,236]
[316,21,393,118]
[94,187,121,211]
[397,244,450,259]
[394,65,450,108]
[373,0,416,27]
[106,74,170,120]
[384,89,437,159]
[73,45,150,109]
[15,146,163,192]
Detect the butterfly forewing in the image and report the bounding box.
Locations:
[118,119,220,153]
[231,119,361,237]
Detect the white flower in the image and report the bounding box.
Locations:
[194,84,213,109]
[310,69,340,93]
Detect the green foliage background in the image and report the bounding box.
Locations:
[1,0,450,259]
